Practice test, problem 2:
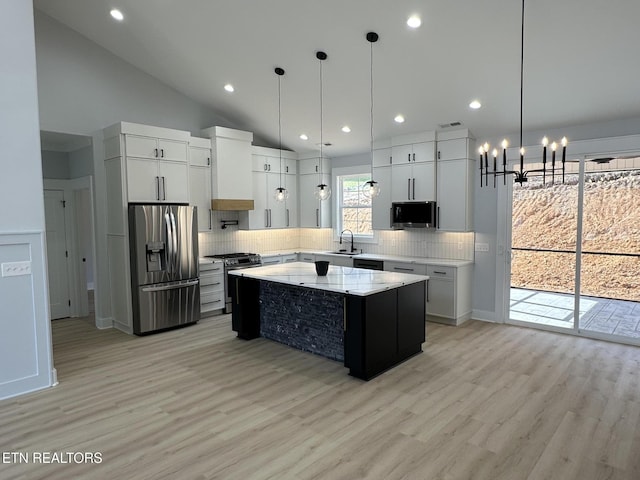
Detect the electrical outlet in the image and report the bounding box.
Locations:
[2,261,32,277]
[474,243,490,252]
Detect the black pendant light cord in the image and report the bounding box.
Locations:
[278,68,283,188]
[370,34,374,179]
[319,55,324,179]
[519,0,525,174]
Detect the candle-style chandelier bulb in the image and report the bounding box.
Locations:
[542,136,549,147]
[501,139,509,149]
[479,146,485,155]
[484,142,490,152]
[551,142,557,151]
[520,147,525,156]
[561,137,568,147]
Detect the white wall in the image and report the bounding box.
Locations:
[69,145,94,179]
[0,0,54,400]
[34,10,234,137]
[41,150,70,179]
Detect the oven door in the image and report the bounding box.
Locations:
[224,264,262,313]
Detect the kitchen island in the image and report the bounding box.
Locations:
[229,262,428,380]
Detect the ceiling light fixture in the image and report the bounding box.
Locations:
[273,67,288,203]
[341,126,351,133]
[407,15,421,28]
[299,134,308,140]
[224,84,234,93]
[314,51,331,201]
[469,100,482,109]
[362,32,381,199]
[394,114,405,124]
[479,0,567,188]
[110,9,124,21]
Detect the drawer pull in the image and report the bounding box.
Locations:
[433,270,447,275]
[394,267,414,272]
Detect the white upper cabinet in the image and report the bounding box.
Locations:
[239,147,297,229]
[189,137,213,232]
[201,126,253,202]
[102,122,191,204]
[298,155,331,228]
[436,130,475,232]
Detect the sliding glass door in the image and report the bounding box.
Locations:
[507,154,640,344]
[508,163,579,330]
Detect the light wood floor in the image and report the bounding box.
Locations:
[2,315,640,479]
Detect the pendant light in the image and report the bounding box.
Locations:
[314,51,331,201]
[273,67,288,202]
[362,31,381,199]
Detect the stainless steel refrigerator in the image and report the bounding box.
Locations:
[128,204,200,335]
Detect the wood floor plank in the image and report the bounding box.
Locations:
[2,315,640,479]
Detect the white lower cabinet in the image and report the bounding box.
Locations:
[298,253,315,263]
[261,253,298,266]
[425,264,472,326]
[200,260,224,315]
[382,260,472,326]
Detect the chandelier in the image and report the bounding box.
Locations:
[479,0,568,188]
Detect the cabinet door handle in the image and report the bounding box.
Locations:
[264,164,268,171]
[413,153,416,162]
[438,151,441,160]
[209,209,212,230]
[161,148,164,158]
[426,279,430,302]
[412,178,416,199]
[286,208,290,227]
[286,165,289,173]
[269,209,272,227]
[407,153,411,162]
[265,209,269,227]
[162,176,166,200]
[235,278,240,305]
[154,148,158,157]
[407,179,411,200]
[316,208,319,227]
[389,156,392,164]
[155,176,160,200]
[207,157,210,166]
[394,266,414,272]
[433,270,447,275]
[389,207,393,228]
[437,206,440,229]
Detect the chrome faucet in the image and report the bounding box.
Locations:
[339,229,356,253]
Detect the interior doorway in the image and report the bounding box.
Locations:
[41,131,96,323]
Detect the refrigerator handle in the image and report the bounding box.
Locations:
[170,211,178,273]
[142,279,199,292]
[165,211,174,273]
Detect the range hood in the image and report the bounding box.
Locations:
[211,199,254,211]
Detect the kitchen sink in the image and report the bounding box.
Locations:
[329,250,360,256]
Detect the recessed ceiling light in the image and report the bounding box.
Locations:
[394,114,405,124]
[341,126,351,133]
[224,84,235,93]
[407,15,421,28]
[299,134,308,140]
[469,100,482,109]
[110,9,124,21]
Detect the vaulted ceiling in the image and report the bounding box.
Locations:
[33,0,640,157]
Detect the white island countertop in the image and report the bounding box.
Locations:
[229,262,429,296]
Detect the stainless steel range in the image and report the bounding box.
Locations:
[204,253,262,313]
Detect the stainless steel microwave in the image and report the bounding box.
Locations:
[391,201,437,228]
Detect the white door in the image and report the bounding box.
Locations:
[44,190,71,319]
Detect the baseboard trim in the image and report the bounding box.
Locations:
[472,309,499,323]
[96,316,114,329]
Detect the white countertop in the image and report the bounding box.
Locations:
[259,250,473,267]
[228,262,429,296]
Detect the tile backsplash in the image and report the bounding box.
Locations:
[199,210,474,261]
